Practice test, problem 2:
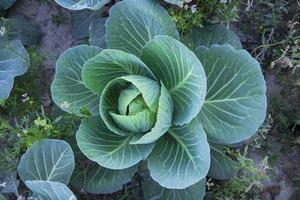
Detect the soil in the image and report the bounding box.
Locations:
[11,0,75,69]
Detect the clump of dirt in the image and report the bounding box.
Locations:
[11,0,75,69]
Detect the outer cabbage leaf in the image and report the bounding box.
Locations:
[147,118,210,189]
[0,39,30,100]
[68,134,138,194]
[76,116,155,170]
[142,177,206,200]
[89,17,107,48]
[183,24,243,50]
[106,0,179,56]
[141,36,206,126]
[195,45,267,144]
[164,0,186,7]
[17,139,75,184]
[25,181,76,200]
[53,0,110,10]
[208,144,237,180]
[0,9,6,17]
[0,0,16,9]
[0,171,19,196]
[82,49,155,96]
[71,10,102,40]
[71,163,137,194]
[0,14,41,46]
[0,193,6,200]
[51,45,102,116]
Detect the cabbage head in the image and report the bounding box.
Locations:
[51,0,267,198]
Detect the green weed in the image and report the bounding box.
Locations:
[209,146,269,200]
[0,108,79,172]
[167,0,239,36]
[0,46,43,117]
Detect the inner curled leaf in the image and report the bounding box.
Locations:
[100,75,173,144]
[128,95,149,115]
[110,109,156,133]
[110,86,157,133]
[118,86,141,115]
[100,75,160,136]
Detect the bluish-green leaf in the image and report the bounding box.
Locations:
[0,39,30,100]
[195,45,267,144]
[141,36,206,126]
[208,144,237,180]
[71,10,102,40]
[70,163,137,194]
[54,0,110,10]
[82,49,155,96]
[147,119,210,189]
[0,9,6,17]
[0,0,16,9]
[51,45,102,116]
[25,181,76,200]
[0,14,41,46]
[76,116,154,169]
[0,172,19,196]
[67,134,138,194]
[183,24,243,50]
[106,0,179,56]
[164,0,185,7]
[89,17,107,48]
[0,193,6,200]
[17,139,75,184]
[142,177,206,200]
[130,83,173,144]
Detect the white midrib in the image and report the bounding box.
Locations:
[108,136,130,155]
[169,69,194,93]
[168,131,196,169]
[47,148,68,181]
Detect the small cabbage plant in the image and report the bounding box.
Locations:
[51,0,267,199]
[17,139,77,199]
